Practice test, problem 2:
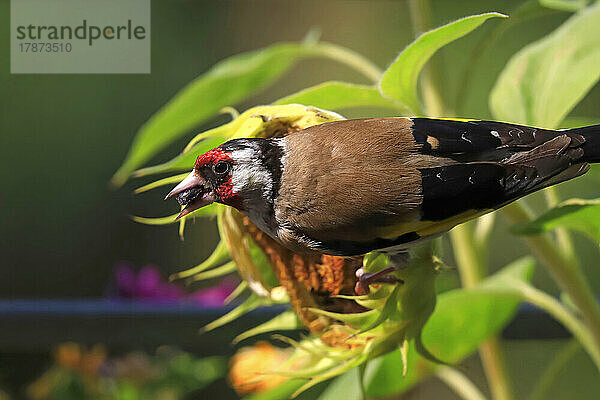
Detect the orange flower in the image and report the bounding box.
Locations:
[53,343,106,376]
[229,342,291,395]
[53,342,82,370]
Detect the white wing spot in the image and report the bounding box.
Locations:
[461,133,473,144]
[491,130,500,138]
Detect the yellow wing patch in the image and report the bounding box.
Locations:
[416,209,492,237]
[374,209,493,240]
[428,117,480,123]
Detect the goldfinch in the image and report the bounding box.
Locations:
[166,117,598,260]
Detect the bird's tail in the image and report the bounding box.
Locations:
[569,124,600,163]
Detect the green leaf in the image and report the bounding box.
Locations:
[420,289,520,362]
[169,239,230,281]
[364,257,534,397]
[539,0,590,12]
[187,261,237,283]
[356,285,401,335]
[478,256,536,287]
[130,213,182,226]
[130,203,220,226]
[243,380,305,400]
[490,3,600,128]
[224,280,248,305]
[134,173,189,194]
[380,12,506,114]
[293,355,368,397]
[307,308,380,331]
[512,198,600,243]
[245,237,280,289]
[559,116,600,129]
[336,284,394,311]
[316,368,363,400]
[454,0,561,115]
[233,310,303,344]
[200,293,271,333]
[274,81,407,112]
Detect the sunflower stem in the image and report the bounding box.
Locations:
[437,366,489,400]
[543,186,579,268]
[512,281,600,369]
[408,0,447,117]
[450,225,515,400]
[503,202,600,367]
[526,340,580,400]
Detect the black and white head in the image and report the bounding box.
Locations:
[165,138,285,232]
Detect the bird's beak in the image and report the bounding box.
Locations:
[164,171,215,219]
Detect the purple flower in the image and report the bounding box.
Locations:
[107,263,236,307]
[188,278,237,307]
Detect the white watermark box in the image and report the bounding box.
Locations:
[11,0,151,74]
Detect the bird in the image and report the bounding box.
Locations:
[165,117,600,293]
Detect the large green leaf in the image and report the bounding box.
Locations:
[540,0,590,12]
[490,3,600,128]
[363,257,534,397]
[559,117,600,129]
[244,380,305,400]
[379,12,506,114]
[111,41,378,187]
[316,368,363,400]
[274,81,407,112]
[512,198,600,243]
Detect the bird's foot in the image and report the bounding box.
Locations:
[354,266,404,295]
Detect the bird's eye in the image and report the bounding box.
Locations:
[213,161,230,175]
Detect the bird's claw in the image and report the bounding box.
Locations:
[354,266,403,295]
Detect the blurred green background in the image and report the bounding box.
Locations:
[1,0,599,398]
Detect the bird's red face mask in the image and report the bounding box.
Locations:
[165,146,243,219]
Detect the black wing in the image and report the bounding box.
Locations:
[410,118,589,221]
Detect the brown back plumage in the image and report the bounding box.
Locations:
[277,118,438,244]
